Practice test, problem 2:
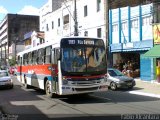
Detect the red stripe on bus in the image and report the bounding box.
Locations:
[17,64,58,75]
[64,74,106,79]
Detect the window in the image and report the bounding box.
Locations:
[58,18,60,27]
[131,19,138,28]
[40,38,45,44]
[97,28,102,38]
[122,22,127,30]
[46,24,49,31]
[112,24,118,32]
[97,0,101,12]
[63,14,69,25]
[142,16,152,26]
[37,48,44,64]
[28,52,32,64]
[32,50,37,65]
[52,21,54,29]
[84,31,88,36]
[45,46,51,64]
[23,53,28,65]
[84,5,88,17]
[17,56,21,65]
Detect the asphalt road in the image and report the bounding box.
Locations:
[0,76,160,120]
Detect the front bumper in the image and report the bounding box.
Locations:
[59,84,108,95]
[116,81,136,88]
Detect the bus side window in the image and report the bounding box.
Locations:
[23,53,28,66]
[32,50,37,65]
[45,46,51,64]
[17,56,20,65]
[28,52,32,65]
[31,52,34,64]
[37,48,44,64]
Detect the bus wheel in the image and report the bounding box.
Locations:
[45,80,53,98]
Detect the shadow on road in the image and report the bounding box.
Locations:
[57,89,160,104]
[0,84,50,120]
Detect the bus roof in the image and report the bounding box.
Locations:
[17,41,59,56]
[17,37,103,56]
[61,36,103,40]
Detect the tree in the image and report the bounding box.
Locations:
[9,57,16,66]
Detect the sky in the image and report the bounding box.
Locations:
[0,0,48,21]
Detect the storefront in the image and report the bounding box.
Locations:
[112,52,140,78]
[142,24,160,82]
[142,45,160,82]
[110,40,153,79]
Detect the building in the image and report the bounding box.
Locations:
[23,31,45,49]
[39,0,106,43]
[109,3,154,80]
[0,14,39,65]
[39,0,158,81]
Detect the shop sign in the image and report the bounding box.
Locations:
[153,24,160,45]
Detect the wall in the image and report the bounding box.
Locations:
[39,0,106,44]
[110,3,153,46]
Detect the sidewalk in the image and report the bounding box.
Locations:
[129,78,160,98]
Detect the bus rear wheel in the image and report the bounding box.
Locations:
[45,80,53,98]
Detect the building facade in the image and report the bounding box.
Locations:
[39,0,106,44]
[0,14,39,66]
[109,3,154,80]
[39,0,157,81]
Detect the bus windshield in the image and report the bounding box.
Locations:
[61,38,107,75]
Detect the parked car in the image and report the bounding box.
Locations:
[107,68,136,90]
[0,70,13,89]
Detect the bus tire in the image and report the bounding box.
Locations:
[45,80,53,98]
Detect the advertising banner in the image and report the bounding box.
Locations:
[153,24,160,45]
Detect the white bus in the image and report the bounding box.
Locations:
[16,37,108,97]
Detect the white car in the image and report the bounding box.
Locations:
[0,70,13,89]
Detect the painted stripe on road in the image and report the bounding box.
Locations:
[129,91,160,98]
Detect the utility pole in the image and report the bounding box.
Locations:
[104,0,109,67]
[0,40,2,60]
[15,37,17,62]
[0,40,2,66]
[74,0,78,36]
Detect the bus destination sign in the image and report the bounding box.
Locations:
[68,39,95,45]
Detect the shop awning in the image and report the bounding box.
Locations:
[143,45,160,58]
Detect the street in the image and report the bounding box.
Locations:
[0,76,160,120]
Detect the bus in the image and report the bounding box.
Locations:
[16,37,108,97]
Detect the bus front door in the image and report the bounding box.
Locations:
[51,48,59,93]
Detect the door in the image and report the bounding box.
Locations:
[51,48,59,92]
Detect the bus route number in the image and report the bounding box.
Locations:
[68,40,75,44]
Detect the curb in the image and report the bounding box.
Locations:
[135,78,160,85]
[129,91,160,98]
